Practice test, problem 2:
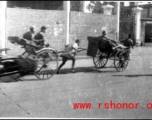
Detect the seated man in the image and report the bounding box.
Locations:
[23,26,35,42]
[98,30,117,54]
[22,26,38,55]
[34,25,49,48]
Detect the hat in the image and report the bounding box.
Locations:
[41,25,47,30]
[102,30,107,34]
[102,30,106,32]
[75,39,80,43]
[29,25,35,30]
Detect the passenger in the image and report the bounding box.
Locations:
[22,26,36,55]
[98,30,117,54]
[23,26,35,41]
[34,25,49,47]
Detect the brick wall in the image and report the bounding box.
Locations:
[6,8,117,56]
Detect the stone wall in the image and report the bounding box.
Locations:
[6,8,117,56]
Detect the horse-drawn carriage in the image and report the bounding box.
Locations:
[87,36,130,72]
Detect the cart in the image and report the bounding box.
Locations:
[87,36,130,72]
[6,36,87,80]
[7,36,59,80]
[0,48,36,77]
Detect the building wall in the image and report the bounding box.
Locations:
[140,21,146,45]
[141,9,148,18]
[120,5,152,45]
[6,8,117,56]
[119,16,135,44]
[7,1,63,10]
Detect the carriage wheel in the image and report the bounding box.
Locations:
[93,50,108,68]
[34,50,58,80]
[114,51,129,72]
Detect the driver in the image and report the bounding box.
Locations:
[56,39,81,74]
[123,34,134,60]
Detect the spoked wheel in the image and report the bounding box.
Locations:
[34,50,58,80]
[93,50,108,68]
[114,50,129,72]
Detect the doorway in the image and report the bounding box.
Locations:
[145,23,152,43]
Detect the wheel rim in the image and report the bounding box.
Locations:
[34,65,56,80]
[34,50,58,80]
[114,51,129,72]
[93,50,108,68]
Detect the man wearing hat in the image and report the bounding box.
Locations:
[23,26,35,41]
[98,30,118,54]
[34,25,47,47]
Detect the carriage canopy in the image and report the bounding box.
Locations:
[87,36,118,57]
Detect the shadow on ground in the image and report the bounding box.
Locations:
[56,66,117,75]
[113,74,152,78]
[0,66,118,83]
[0,75,48,83]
